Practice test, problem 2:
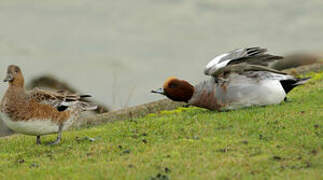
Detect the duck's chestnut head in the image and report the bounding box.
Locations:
[151,77,194,102]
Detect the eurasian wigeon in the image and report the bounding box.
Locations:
[152,47,310,111]
[0,65,97,144]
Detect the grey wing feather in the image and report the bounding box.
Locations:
[210,64,287,80]
[221,47,268,62]
[226,54,283,67]
[242,70,293,81]
[204,47,283,77]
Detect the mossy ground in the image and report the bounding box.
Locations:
[0,72,322,180]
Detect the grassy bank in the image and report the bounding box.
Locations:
[0,72,322,180]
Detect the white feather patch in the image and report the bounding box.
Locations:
[206,53,229,69]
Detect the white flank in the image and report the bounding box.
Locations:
[226,79,286,110]
[256,80,286,105]
[0,113,75,136]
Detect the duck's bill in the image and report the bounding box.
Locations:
[3,74,13,82]
[151,88,165,95]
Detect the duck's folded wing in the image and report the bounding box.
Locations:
[204,47,283,77]
[216,64,292,81]
[28,88,96,111]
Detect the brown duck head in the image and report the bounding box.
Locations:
[151,77,194,102]
[4,65,24,88]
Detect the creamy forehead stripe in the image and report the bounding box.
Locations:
[163,76,177,88]
[206,53,229,69]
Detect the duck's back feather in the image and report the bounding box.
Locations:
[28,88,97,112]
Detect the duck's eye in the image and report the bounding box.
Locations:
[169,83,177,88]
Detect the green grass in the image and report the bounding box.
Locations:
[0,72,322,180]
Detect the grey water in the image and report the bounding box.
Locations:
[0,0,323,110]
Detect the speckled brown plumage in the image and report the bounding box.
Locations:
[0,65,79,124]
[1,87,72,124]
[0,65,97,144]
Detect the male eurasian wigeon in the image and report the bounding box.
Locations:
[152,47,310,111]
[0,65,97,144]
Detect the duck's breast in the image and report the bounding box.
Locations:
[189,80,225,110]
[0,112,59,136]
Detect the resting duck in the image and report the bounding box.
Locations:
[152,47,310,111]
[0,65,97,144]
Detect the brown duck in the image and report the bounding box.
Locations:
[0,65,97,144]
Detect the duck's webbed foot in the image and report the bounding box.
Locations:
[47,124,63,145]
[48,136,61,145]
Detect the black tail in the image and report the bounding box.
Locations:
[280,77,311,94]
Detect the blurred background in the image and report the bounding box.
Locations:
[0,0,322,110]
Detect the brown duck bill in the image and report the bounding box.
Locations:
[151,88,165,95]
